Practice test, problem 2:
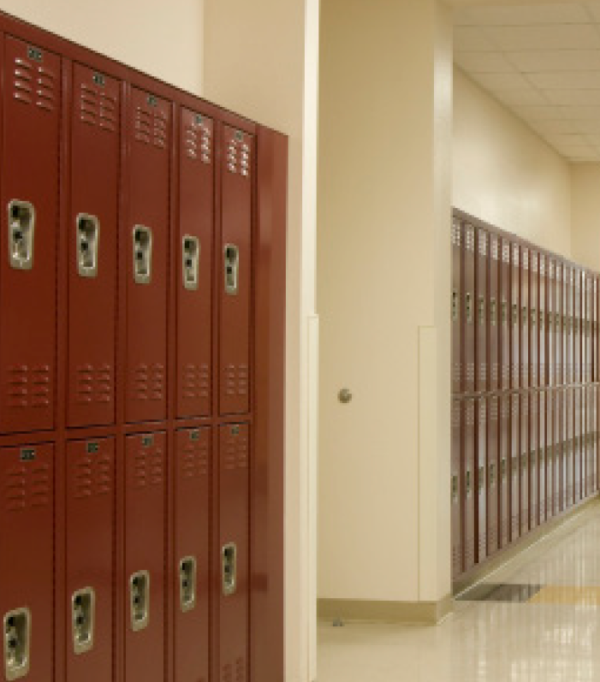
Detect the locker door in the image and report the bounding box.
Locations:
[125,432,166,682]
[566,388,574,508]
[521,246,530,390]
[555,388,563,514]
[66,438,114,682]
[174,428,210,682]
[500,239,511,391]
[67,64,120,427]
[510,394,520,542]
[529,391,538,530]
[463,399,476,571]
[125,89,170,423]
[574,387,581,503]
[0,443,53,682]
[548,259,555,389]
[451,217,462,395]
[547,390,555,519]
[556,263,564,389]
[520,394,530,535]
[529,251,538,389]
[511,243,521,390]
[575,270,581,386]
[489,235,499,392]
[219,127,253,416]
[464,224,476,394]
[451,399,462,578]
[539,390,546,523]
[476,229,488,394]
[219,424,250,682]
[539,255,546,388]
[475,398,487,563]
[177,109,214,419]
[499,396,510,548]
[487,396,499,556]
[0,38,60,433]
[567,266,574,386]
[594,277,598,382]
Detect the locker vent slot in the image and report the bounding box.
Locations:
[179,556,197,612]
[132,364,165,403]
[223,429,249,471]
[181,437,209,479]
[5,463,51,512]
[74,451,113,499]
[226,133,251,178]
[72,588,95,655]
[75,364,113,406]
[13,56,56,112]
[184,117,212,164]
[6,365,51,409]
[133,448,164,489]
[3,608,30,681]
[181,363,210,401]
[129,571,150,632]
[223,364,249,401]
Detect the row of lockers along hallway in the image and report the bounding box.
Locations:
[0,9,287,682]
[451,209,600,583]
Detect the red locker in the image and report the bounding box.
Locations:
[529,391,538,529]
[125,88,170,423]
[529,251,539,388]
[219,127,253,416]
[586,276,592,383]
[66,438,114,681]
[575,388,582,503]
[487,396,499,556]
[510,394,520,542]
[176,108,214,419]
[566,388,574,508]
[521,246,530,389]
[451,399,462,577]
[0,38,60,433]
[575,269,581,386]
[520,395,530,535]
[594,277,599,382]
[499,396,510,548]
[555,388,563,514]
[463,399,476,570]
[476,398,487,563]
[548,259,555,389]
[547,389,555,519]
[500,239,511,390]
[0,443,54,682]
[218,424,250,682]
[451,217,462,395]
[567,265,574,386]
[556,263,564,388]
[464,224,476,394]
[539,254,547,387]
[125,432,166,682]
[67,64,120,427]
[489,234,499,391]
[539,391,546,523]
[511,242,521,389]
[174,428,210,682]
[476,229,488,393]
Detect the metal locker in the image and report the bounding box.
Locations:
[464,224,476,394]
[476,229,489,394]
[575,270,581,386]
[66,438,114,681]
[487,396,499,556]
[557,263,564,388]
[546,390,554,520]
[548,259,555,389]
[511,242,521,390]
[566,388,574,508]
[125,89,170,423]
[451,218,462,395]
[593,386,598,493]
[463,399,476,571]
[0,443,54,682]
[594,277,599,382]
[125,432,166,682]
[510,394,520,542]
[489,234,499,392]
[568,266,574,386]
[586,276,592,383]
[176,108,214,419]
[575,388,581,503]
[539,254,547,388]
[529,251,539,389]
[555,388,563,514]
[520,394,530,535]
[500,239,511,391]
[174,428,210,682]
[499,396,510,548]
[451,398,462,578]
[475,398,487,563]
[219,127,253,416]
[218,424,250,682]
[521,246,530,390]
[529,391,538,530]
[67,64,120,428]
[0,38,60,433]
[539,390,546,524]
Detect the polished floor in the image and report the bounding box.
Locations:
[318,502,600,681]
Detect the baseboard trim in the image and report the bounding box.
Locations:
[317,593,453,626]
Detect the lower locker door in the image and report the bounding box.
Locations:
[539,392,546,524]
[499,396,510,548]
[451,399,462,578]
[0,443,54,682]
[476,398,487,563]
[219,424,250,682]
[529,392,538,530]
[125,432,166,682]
[487,397,499,556]
[566,389,573,508]
[174,428,210,682]
[510,395,520,542]
[463,400,476,571]
[66,438,115,682]
[521,396,530,535]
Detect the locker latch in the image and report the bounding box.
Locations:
[451,290,458,322]
[222,543,238,596]
[76,214,100,278]
[3,608,30,681]
[512,303,518,325]
[465,292,472,324]
[522,306,528,326]
[451,474,458,501]
[132,226,153,285]
[531,308,537,326]
[501,458,507,480]
[179,556,197,612]
[182,236,200,291]
[72,588,95,655]
[129,571,150,631]
[7,200,35,270]
[465,469,472,496]
[477,296,485,325]
[539,310,544,329]
[478,465,485,492]
[489,462,496,486]
[490,298,497,326]
[501,301,507,325]
[224,244,239,296]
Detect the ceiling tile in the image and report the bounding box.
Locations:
[545,89,600,105]
[586,2,600,23]
[456,4,590,27]
[493,88,549,107]
[582,133,600,145]
[507,50,600,73]
[454,51,515,74]
[559,105,600,119]
[470,72,533,90]
[544,133,587,146]
[512,105,565,121]
[454,26,496,51]
[483,25,600,51]
[572,119,600,133]
[528,72,600,90]
[531,119,580,135]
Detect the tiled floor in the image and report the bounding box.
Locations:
[318,502,600,681]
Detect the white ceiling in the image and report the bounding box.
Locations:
[454,3,600,162]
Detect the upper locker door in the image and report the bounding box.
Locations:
[177,109,214,419]
[219,126,253,416]
[451,217,461,395]
[0,37,60,433]
[67,64,120,427]
[125,89,170,424]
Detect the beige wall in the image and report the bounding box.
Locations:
[571,165,600,272]
[454,68,572,256]
[0,0,203,93]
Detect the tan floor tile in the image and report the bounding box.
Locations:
[528,585,600,606]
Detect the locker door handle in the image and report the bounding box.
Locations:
[7,200,35,270]
[76,214,100,278]
[3,608,30,681]
[490,298,497,326]
[451,290,458,322]
[465,470,472,496]
[132,226,153,284]
[477,296,485,325]
[129,571,150,631]
[224,244,239,295]
[182,236,200,291]
[478,466,485,492]
[179,556,197,612]
[71,588,95,655]
[222,543,237,596]
[451,474,458,501]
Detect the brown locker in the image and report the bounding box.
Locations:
[511,243,521,389]
[125,432,166,682]
[555,388,563,514]
[556,262,564,388]
[176,109,214,419]
[593,386,598,493]
[451,217,462,395]
[451,399,462,578]
[510,394,520,542]
[489,234,499,392]
[529,251,538,388]
[174,428,210,682]
[125,88,170,423]
[546,390,554,520]
[66,438,115,682]
[487,396,499,556]
[500,239,511,391]
[0,38,60,433]
[218,424,250,682]
[521,246,530,389]
[529,392,538,529]
[567,265,574,386]
[586,276,592,383]
[499,396,510,548]
[538,391,546,523]
[575,270,581,386]
[476,229,488,393]
[548,259,555,388]
[476,398,487,563]
[463,399,476,570]
[566,388,574,508]
[539,254,547,387]
[67,64,120,428]
[219,127,253,416]
[575,388,582,502]
[520,395,530,535]
[594,277,599,382]
[464,224,476,394]
[0,443,54,682]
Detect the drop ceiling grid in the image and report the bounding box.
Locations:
[455,3,600,162]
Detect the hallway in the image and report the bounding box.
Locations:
[318,502,600,681]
